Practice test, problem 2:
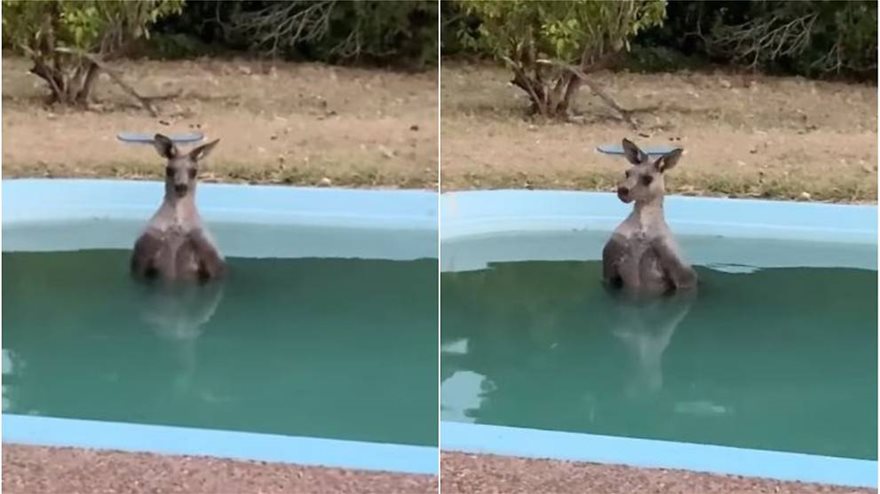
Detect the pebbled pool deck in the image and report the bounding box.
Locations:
[7,446,872,493]
[440,453,872,494]
[3,445,437,494]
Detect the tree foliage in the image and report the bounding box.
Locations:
[446,0,876,82]
[232,0,436,69]
[2,0,183,105]
[458,0,666,119]
[705,0,876,79]
[148,1,437,70]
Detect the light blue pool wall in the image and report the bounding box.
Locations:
[3,179,438,260]
[441,190,877,273]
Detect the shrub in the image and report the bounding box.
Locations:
[706,0,877,79]
[458,0,666,119]
[2,0,183,105]
[154,0,438,70]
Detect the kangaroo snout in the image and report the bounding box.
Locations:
[174,183,189,196]
[617,186,632,203]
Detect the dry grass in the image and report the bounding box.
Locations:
[441,61,877,203]
[4,56,877,201]
[2,55,437,189]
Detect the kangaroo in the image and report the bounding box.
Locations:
[131,134,225,282]
[602,138,697,296]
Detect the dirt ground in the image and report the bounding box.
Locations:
[3,444,437,494]
[441,452,872,494]
[2,55,438,189]
[441,61,877,203]
[4,56,876,200]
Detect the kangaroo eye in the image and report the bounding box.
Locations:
[625,170,632,178]
[165,166,174,177]
[641,175,654,186]
[188,168,197,179]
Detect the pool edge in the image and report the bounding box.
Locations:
[440,421,877,488]
[2,414,438,476]
[440,190,878,244]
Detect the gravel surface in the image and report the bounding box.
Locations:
[3,444,437,494]
[441,452,872,494]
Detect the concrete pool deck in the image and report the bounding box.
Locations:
[441,452,872,494]
[6,446,868,494]
[3,445,437,494]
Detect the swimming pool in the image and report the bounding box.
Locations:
[2,179,439,475]
[440,190,877,488]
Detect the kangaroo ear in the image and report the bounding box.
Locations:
[621,138,647,165]
[189,139,220,162]
[654,148,683,173]
[154,134,178,159]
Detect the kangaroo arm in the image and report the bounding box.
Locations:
[602,234,626,288]
[650,237,697,290]
[131,231,163,278]
[189,230,226,281]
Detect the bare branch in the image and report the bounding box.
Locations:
[536,59,637,128]
[55,47,179,116]
[233,1,336,57]
[710,11,820,71]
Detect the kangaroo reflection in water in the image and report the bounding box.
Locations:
[444,261,697,410]
[609,289,695,399]
[137,280,225,395]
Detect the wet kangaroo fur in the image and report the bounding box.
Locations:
[131,134,225,282]
[602,138,697,296]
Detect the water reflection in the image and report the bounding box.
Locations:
[4,251,438,446]
[609,291,694,399]
[440,259,877,459]
[136,280,225,395]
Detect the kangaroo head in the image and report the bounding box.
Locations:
[617,138,682,205]
[154,134,220,199]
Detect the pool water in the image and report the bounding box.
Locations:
[440,239,877,460]
[3,249,438,447]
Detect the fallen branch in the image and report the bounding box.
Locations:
[55,47,180,116]
[537,59,637,129]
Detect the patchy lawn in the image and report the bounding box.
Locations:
[3,56,876,201]
[2,55,437,189]
[441,60,877,203]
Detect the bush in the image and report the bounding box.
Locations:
[458,0,666,118]
[445,0,877,82]
[2,0,183,105]
[150,0,438,70]
[629,0,877,80]
[707,0,877,79]
[440,0,485,57]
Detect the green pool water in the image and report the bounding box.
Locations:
[440,247,877,460]
[3,249,438,447]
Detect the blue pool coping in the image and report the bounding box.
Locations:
[441,190,877,244]
[441,421,877,488]
[3,414,438,476]
[3,179,437,230]
[2,178,438,259]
